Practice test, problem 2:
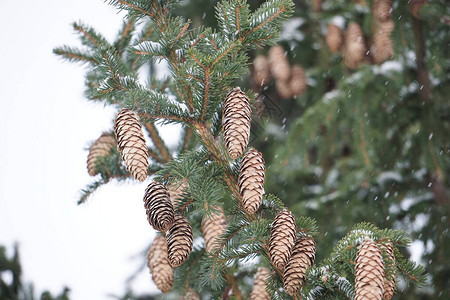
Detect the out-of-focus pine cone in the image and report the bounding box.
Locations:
[179,288,201,300]
[114,108,149,181]
[250,267,271,300]
[269,209,297,270]
[312,0,322,13]
[380,242,396,300]
[167,180,188,209]
[147,235,174,293]
[143,182,175,232]
[371,20,394,64]
[275,79,293,99]
[326,23,344,54]
[355,238,385,300]
[269,45,291,82]
[372,0,392,22]
[253,55,271,87]
[87,132,116,176]
[201,205,227,252]
[290,65,307,96]
[166,214,193,267]
[222,87,251,159]
[343,22,367,69]
[283,236,316,296]
[410,0,428,19]
[238,148,265,214]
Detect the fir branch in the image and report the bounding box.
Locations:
[114,18,136,54]
[73,21,109,48]
[53,46,97,64]
[79,179,106,205]
[143,122,172,162]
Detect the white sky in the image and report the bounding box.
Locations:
[0,1,166,299]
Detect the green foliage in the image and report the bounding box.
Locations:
[54,0,443,299]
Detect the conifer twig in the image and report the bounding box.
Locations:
[144,122,172,162]
[224,273,243,300]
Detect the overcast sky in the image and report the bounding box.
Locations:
[0,1,166,299]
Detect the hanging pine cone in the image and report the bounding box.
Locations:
[410,0,428,19]
[371,20,394,64]
[222,88,251,159]
[283,236,316,296]
[355,238,385,300]
[250,267,271,300]
[269,209,297,270]
[312,0,321,13]
[180,288,201,300]
[343,22,367,70]
[372,0,392,22]
[326,23,344,54]
[380,242,396,300]
[238,148,265,214]
[268,45,291,82]
[167,180,188,209]
[275,79,293,99]
[143,182,175,232]
[114,108,149,181]
[166,214,193,267]
[147,235,174,293]
[290,65,307,96]
[87,132,116,176]
[253,55,271,87]
[201,205,227,253]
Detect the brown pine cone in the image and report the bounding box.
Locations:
[143,182,175,232]
[343,22,367,70]
[355,238,385,300]
[275,79,294,99]
[201,205,227,253]
[250,267,271,300]
[372,0,392,22]
[147,235,174,293]
[114,108,149,181]
[312,0,322,13]
[410,0,428,19]
[269,45,291,82]
[253,55,271,87]
[283,236,316,296]
[87,132,116,176]
[371,20,394,64]
[238,148,265,214]
[326,23,344,54]
[380,242,396,300]
[290,65,307,96]
[167,180,188,209]
[269,209,297,270]
[179,288,201,300]
[222,87,251,159]
[166,214,193,267]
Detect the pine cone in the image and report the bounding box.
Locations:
[312,0,322,13]
[372,0,392,22]
[238,149,265,214]
[371,20,394,64]
[326,23,343,54]
[166,214,193,267]
[222,88,251,159]
[201,205,227,253]
[269,209,297,270]
[114,108,149,181]
[253,55,271,87]
[410,0,428,19]
[380,242,396,300]
[250,267,271,300]
[269,45,291,82]
[167,180,188,209]
[343,22,367,70]
[180,288,201,300]
[283,236,316,296]
[87,132,116,176]
[275,79,293,99]
[355,238,385,300]
[143,182,175,232]
[147,235,174,293]
[290,65,307,96]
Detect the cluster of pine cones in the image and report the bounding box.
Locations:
[252,46,307,99]
[326,0,395,68]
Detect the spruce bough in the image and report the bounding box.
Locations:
[55,0,426,298]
